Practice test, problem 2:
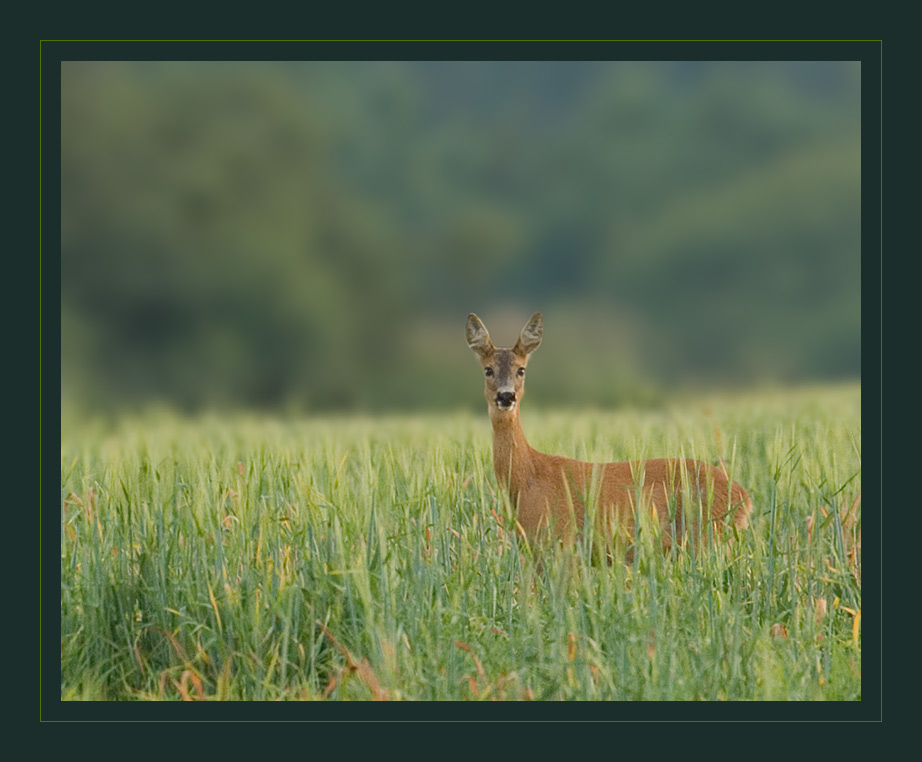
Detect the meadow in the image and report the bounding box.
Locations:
[59,383,861,703]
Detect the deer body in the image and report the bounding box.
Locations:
[466,312,752,554]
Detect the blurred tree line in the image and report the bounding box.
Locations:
[60,60,861,412]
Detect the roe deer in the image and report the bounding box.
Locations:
[466,312,752,559]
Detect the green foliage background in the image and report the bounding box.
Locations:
[61,61,861,412]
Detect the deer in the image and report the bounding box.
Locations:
[466,312,752,561]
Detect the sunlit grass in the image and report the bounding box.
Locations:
[60,383,860,701]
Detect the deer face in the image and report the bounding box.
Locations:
[480,347,527,412]
[466,313,543,413]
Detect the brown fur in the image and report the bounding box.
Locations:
[466,312,752,557]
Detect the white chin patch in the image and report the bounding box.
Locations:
[496,401,516,411]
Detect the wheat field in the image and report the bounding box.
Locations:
[59,384,861,703]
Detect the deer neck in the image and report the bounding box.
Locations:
[489,407,535,496]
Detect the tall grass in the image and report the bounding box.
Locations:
[60,384,861,701]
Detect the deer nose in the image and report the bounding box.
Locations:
[496,391,516,408]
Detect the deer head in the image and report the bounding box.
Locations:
[466,312,543,413]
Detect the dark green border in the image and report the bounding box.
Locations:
[41,39,882,723]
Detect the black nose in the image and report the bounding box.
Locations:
[496,391,516,406]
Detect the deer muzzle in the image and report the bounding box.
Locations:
[495,391,517,410]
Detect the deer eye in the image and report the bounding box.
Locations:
[517,367,525,377]
[484,367,494,377]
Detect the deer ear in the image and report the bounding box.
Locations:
[514,312,543,356]
[466,313,494,357]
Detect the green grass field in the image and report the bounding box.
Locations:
[59,383,861,701]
